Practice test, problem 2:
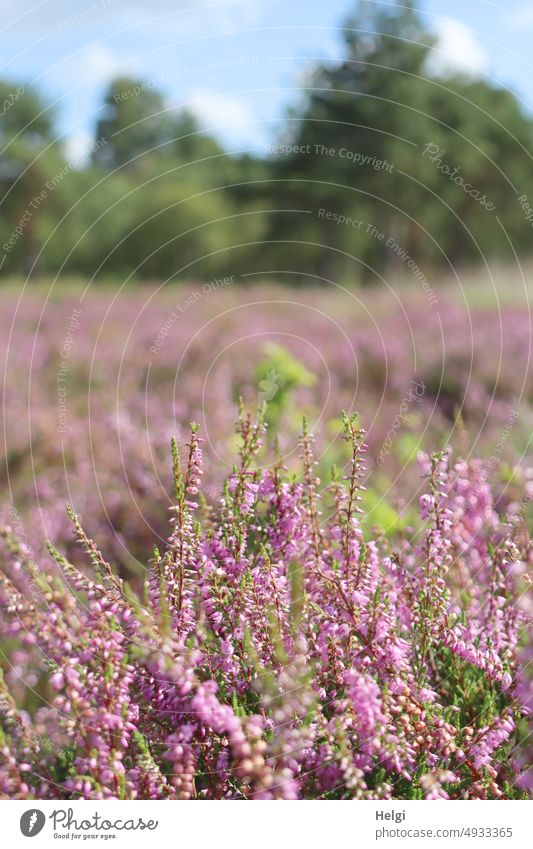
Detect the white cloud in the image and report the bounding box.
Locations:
[83,44,119,80]
[63,43,141,85]
[428,17,488,78]
[188,88,253,129]
[186,87,260,146]
[64,130,94,165]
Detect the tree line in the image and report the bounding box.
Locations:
[1,0,533,285]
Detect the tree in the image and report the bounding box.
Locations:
[93,77,176,169]
[265,0,533,280]
[0,81,54,147]
[0,81,60,275]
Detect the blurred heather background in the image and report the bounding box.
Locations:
[1,0,532,572]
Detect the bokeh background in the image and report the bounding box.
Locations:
[1,0,532,575]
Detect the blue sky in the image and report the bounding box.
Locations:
[2,0,533,159]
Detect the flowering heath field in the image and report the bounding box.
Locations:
[1,284,531,567]
[1,403,531,799]
[0,283,532,800]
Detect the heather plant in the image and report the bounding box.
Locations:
[0,409,531,800]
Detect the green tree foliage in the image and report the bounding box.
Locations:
[0,82,62,274]
[93,76,177,169]
[0,81,53,145]
[266,0,533,280]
